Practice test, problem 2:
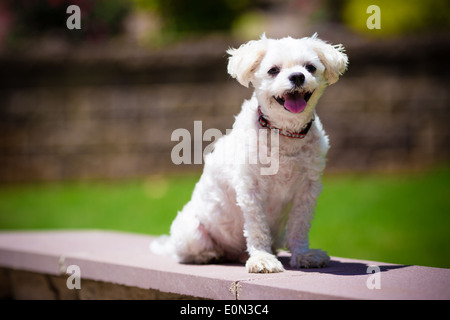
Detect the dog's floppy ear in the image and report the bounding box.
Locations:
[227,34,268,87]
[309,34,348,85]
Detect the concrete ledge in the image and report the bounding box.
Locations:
[0,230,449,300]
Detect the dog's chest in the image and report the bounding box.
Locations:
[264,157,303,214]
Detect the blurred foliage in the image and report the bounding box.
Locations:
[4,0,449,47]
[7,0,131,42]
[342,0,450,37]
[133,0,252,39]
[3,0,255,46]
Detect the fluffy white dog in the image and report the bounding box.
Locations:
[151,34,348,273]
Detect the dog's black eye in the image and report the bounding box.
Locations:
[268,66,280,76]
[305,64,316,73]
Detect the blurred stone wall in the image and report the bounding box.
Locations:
[0,35,449,183]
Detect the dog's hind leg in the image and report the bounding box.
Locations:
[169,204,223,264]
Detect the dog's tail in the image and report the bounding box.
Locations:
[149,235,175,257]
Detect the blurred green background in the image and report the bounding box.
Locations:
[0,0,449,269]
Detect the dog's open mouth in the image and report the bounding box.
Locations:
[274,90,313,114]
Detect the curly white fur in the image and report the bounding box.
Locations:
[151,34,348,273]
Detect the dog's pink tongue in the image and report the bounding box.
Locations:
[283,92,307,113]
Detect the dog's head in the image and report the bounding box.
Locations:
[227,34,348,128]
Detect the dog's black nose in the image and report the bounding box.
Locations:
[289,72,305,87]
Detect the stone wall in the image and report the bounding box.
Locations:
[0,268,201,300]
[0,35,449,182]
[1,230,450,300]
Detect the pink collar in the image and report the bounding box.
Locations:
[257,106,314,139]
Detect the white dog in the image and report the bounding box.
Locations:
[151,34,348,273]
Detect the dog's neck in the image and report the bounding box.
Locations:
[257,106,314,139]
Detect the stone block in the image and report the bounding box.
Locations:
[0,230,449,300]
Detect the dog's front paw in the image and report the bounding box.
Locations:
[290,249,330,268]
[246,251,285,273]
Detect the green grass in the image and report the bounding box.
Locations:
[0,168,449,269]
[312,167,450,268]
[0,174,199,235]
